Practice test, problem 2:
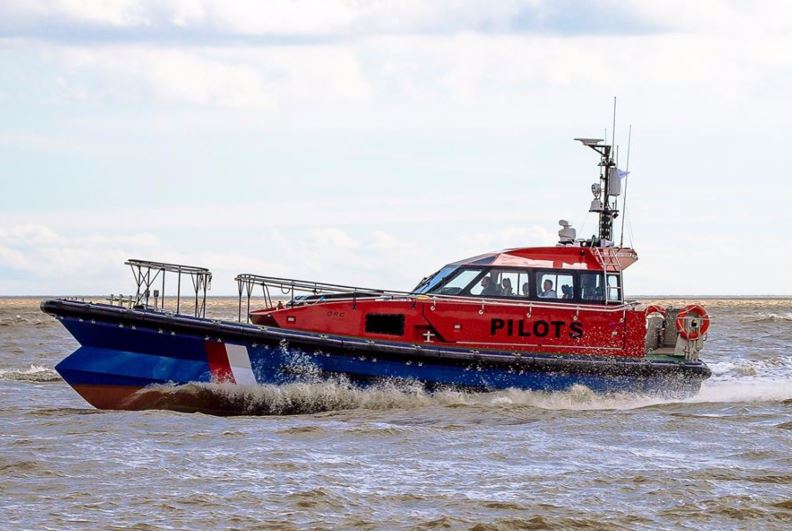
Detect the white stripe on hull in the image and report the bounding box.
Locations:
[226,343,257,385]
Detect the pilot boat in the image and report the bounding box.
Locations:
[42,137,711,413]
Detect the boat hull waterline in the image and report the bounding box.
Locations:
[43,300,710,413]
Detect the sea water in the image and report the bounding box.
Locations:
[1,297,790,528]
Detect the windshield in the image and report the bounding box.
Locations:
[425,268,484,295]
[412,266,458,293]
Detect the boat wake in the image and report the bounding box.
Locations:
[124,378,456,416]
[5,357,788,416]
[691,378,792,404]
[120,372,792,416]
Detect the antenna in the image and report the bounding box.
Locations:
[611,97,617,150]
[619,124,632,247]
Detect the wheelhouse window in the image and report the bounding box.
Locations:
[421,266,620,303]
[536,271,575,300]
[607,274,622,302]
[413,265,457,294]
[469,269,530,298]
[427,268,483,295]
[580,272,605,302]
[580,272,623,303]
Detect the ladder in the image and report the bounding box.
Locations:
[592,247,623,303]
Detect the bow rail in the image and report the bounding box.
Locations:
[126,259,212,318]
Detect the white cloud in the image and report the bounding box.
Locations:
[0,245,30,270]
[55,43,371,107]
[20,25,780,127]
[459,226,555,252]
[3,0,150,28]
[0,195,545,234]
[0,223,60,244]
[310,227,359,249]
[0,224,163,293]
[5,1,792,40]
[60,47,276,108]
[0,1,599,38]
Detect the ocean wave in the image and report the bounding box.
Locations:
[690,358,792,403]
[689,378,792,404]
[708,358,792,380]
[742,312,792,323]
[0,310,53,325]
[0,364,61,382]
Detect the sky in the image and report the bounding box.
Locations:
[1,0,792,296]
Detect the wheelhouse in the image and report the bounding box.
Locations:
[412,246,636,305]
[414,265,623,304]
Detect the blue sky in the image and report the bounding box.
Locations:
[1,0,791,296]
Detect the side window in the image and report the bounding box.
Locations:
[607,274,622,302]
[429,268,483,295]
[581,272,605,302]
[470,270,500,296]
[537,271,575,301]
[469,269,531,298]
[499,271,519,297]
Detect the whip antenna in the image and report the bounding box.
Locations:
[611,97,617,151]
[619,124,632,248]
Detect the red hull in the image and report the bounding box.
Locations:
[251,297,647,357]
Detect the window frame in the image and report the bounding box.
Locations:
[413,265,458,294]
[533,269,577,302]
[580,271,606,303]
[606,273,623,304]
[579,271,624,305]
[421,265,624,305]
[425,266,487,296]
[466,268,534,299]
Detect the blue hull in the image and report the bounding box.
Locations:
[43,300,710,413]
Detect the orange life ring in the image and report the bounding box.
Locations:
[645,304,667,317]
[675,304,710,340]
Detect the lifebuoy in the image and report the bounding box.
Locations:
[675,304,710,340]
[645,304,667,317]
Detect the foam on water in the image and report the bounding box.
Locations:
[0,364,61,382]
[130,378,467,415]
[691,378,792,404]
[126,369,792,416]
[743,312,792,323]
[709,356,792,378]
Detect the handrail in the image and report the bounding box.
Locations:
[126,258,212,317]
[125,259,210,275]
[234,273,411,322]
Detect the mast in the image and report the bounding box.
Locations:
[573,137,619,243]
